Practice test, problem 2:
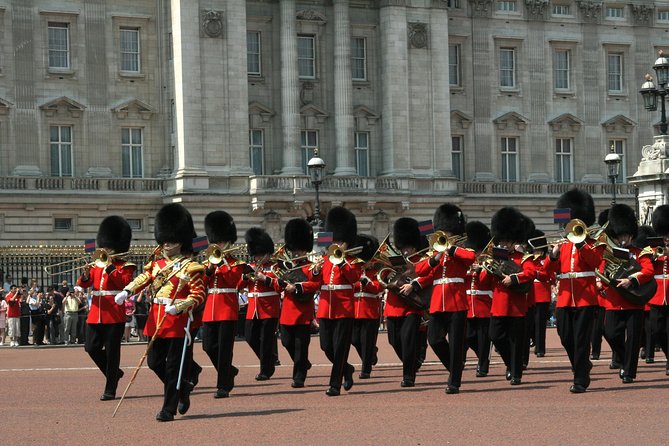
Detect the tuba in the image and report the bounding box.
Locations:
[595,234,657,306]
[376,266,428,311]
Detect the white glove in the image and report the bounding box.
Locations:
[165,304,178,315]
[114,290,128,305]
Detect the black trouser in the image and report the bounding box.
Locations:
[202,320,237,390]
[387,314,420,382]
[319,317,354,390]
[32,313,46,345]
[556,306,594,387]
[650,305,669,367]
[20,314,30,344]
[280,323,312,384]
[523,306,535,367]
[604,309,643,379]
[245,317,278,377]
[85,322,125,395]
[417,324,428,366]
[466,317,491,374]
[590,306,605,358]
[534,302,550,356]
[490,316,525,380]
[147,337,189,415]
[428,310,467,388]
[352,318,380,375]
[643,310,655,360]
[77,314,87,343]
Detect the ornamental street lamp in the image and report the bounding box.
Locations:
[604,145,622,206]
[639,50,669,135]
[307,148,326,231]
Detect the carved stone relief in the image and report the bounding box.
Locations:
[408,23,428,49]
[201,9,224,38]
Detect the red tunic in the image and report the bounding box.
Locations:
[544,240,603,308]
[649,253,669,306]
[77,259,136,325]
[125,256,205,338]
[414,246,476,314]
[480,252,535,317]
[315,255,363,319]
[275,261,319,326]
[240,263,280,320]
[599,246,655,311]
[202,256,246,322]
[532,255,554,304]
[383,254,430,317]
[465,265,492,319]
[5,292,21,318]
[354,271,383,320]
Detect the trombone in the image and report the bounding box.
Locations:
[309,243,363,270]
[527,219,601,250]
[44,248,129,276]
[407,231,467,263]
[203,243,246,265]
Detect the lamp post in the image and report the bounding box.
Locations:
[639,50,669,135]
[307,148,326,231]
[604,145,622,206]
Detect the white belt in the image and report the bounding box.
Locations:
[655,275,669,280]
[247,291,279,298]
[208,288,238,294]
[153,297,185,305]
[433,278,465,285]
[321,285,353,291]
[466,290,493,297]
[354,292,379,299]
[557,272,596,279]
[91,290,121,296]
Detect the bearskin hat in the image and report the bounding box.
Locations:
[491,207,527,243]
[284,218,313,253]
[465,221,491,252]
[652,204,669,236]
[632,225,657,249]
[556,189,596,227]
[605,204,638,240]
[528,229,547,253]
[356,234,379,263]
[433,203,465,235]
[325,206,357,246]
[96,216,132,254]
[154,203,195,253]
[245,227,274,257]
[393,217,422,250]
[204,211,237,245]
[598,209,609,227]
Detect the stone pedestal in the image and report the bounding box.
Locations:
[630,135,669,224]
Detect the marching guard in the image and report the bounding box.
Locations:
[544,189,602,393]
[599,204,655,384]
[273,218,319,388]
[201,210,244,398]
[414,204,475,394]
[463,221,493,378]
[316,206,363,396]
[651,205,669,374]
[78,216,136,401]
[117,203,205,421]
[242,228,280,381]
[351,234,383,379]
[480,207,535,386]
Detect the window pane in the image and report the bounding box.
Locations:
[51,144,60,175]
[61,144,72,176]
[50,126,59,142]
[122,147,131,177]
[247,31,261,75]
[356,149,368,176]
[449,45,460,86]
[351,38,366,80]
[131,128,142,145]
[500,49,514,87]
[61,126,71,142]
[48,24,69,69]
[298,36,315,78]
[121,128,129,144]
[132,147,142,178]
[120,29,140,72]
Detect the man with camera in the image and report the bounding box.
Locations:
[5,285,21,347]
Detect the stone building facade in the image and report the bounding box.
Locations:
[0,0,658,247]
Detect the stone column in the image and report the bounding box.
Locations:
[430,7,452,177]
[279,0,302,175]
[379,2,410,176]
[171,0,208,191]
[332,0,356,176]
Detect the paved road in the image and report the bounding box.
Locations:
[2,329,668,445]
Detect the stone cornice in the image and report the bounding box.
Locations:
[576,1,602,22]
[469,0,493,18]
[631,5,654,25]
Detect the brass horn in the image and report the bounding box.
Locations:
[427,231,467,253]
[327,243,363,265]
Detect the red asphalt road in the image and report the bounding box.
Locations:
[2,328,668,445]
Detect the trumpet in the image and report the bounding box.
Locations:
[202,243,245,265]
[415,231,467,256]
